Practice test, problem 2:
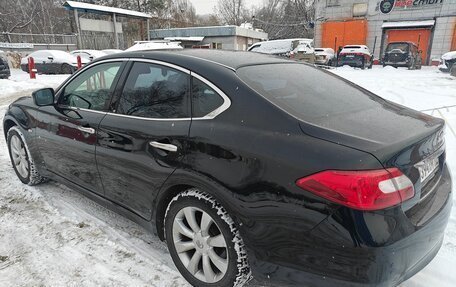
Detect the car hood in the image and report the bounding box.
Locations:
[298,99,444,165]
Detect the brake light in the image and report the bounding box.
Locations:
[296,168,414,211]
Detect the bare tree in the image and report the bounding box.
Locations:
[216,0,249,26]
[253,0,315,39]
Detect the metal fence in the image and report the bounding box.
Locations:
[1,32,126,51]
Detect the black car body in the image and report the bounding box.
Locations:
[383,42,422,69]
[0,55,11,79]
[3,50,452,287]
[337,45,373,69]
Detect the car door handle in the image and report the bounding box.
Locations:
[149,141,178,152]
[77,126,95,134]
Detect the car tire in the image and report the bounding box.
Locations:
[7,126,46,186]
[165,189,251,287]
[61,63,73,74]
[450,65,456,77]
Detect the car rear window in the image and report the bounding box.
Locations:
[237,63,379,123]
[386,43,409,53]
[344,46,361,49]
[314,49,324,52]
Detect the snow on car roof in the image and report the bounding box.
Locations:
[125,41,183,52]
[340,45,371,55]
[63,1,152,19]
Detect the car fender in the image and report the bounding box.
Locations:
[3,103,47,175]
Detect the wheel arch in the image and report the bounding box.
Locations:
[3,117,17,140]
[154,172,242,242]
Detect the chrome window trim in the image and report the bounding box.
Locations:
[129,58,191,74]
[55,57,231,121]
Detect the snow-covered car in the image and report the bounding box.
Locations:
[20,50,89,74]
[337,45,373,69]
[438,51,456,75]
[382,42,422,70]
[70,50,107,62]
[125,40,183,52]
[101,49,123,55]
[314,48,335,66]
[290,41,315,63]
[0,55,10,79]
[248,38,314,58]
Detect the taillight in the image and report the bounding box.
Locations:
[296,168,414,211]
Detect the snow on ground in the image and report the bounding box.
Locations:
[0,67,455,286]
[0,69,68,106]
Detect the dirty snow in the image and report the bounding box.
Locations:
[0,67,455,286]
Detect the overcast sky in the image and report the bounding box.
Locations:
[190,0,265,15]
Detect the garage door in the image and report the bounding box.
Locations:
[322,20,367,51]
[385,28,432,64]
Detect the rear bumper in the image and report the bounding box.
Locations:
[383,61,409,67]
[249,164,452,287]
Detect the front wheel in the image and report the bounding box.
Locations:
[7,127,45,185]
[165,189,251,287]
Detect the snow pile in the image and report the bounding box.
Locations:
[0,69,69,106]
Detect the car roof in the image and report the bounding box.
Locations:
[95,49,293,71]
[387,41,418,47]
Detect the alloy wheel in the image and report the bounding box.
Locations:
[172,206,228,283]
[10,134,29,179]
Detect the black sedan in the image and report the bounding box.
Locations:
[3,50,452,287]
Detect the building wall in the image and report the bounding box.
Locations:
[200,36,236,50]
[315,0,456,62]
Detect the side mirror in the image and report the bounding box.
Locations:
[32,88,54,106]
[47,56,54,61]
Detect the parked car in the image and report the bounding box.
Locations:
[101,49,123,55]
[0,55,11,79]
[20,50,89,74]
[314,48,335,66]
[337,45,373,69]
[248,38,315,60]
[290,41,315,63]
[70,50,107,61]
[126,40,183,52]
[438,51,456,75]
[4,50,451,287]
[382,42,422,70]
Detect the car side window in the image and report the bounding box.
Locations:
[59,62,122,111]
[116,62,189,119]
[191,77,224,118]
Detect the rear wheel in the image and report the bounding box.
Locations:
[165,189,251,287]
[7,127,45,185]
[408,58,416,70]
[450,65,456,77]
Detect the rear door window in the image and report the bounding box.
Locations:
[116,62,190,119]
